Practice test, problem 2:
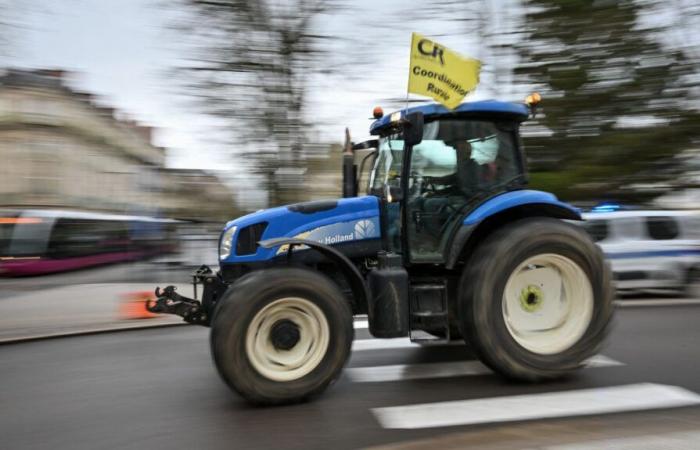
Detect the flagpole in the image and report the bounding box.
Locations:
[405,32,414,118]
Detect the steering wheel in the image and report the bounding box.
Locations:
[423,178,438,197]
[420,175,447,198]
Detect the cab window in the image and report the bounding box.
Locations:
[408,119,521,200]
[370,137,403,196]
[0,216,17,256]
[406,119,522,262]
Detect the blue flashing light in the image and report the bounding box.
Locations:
[590,203,622,213]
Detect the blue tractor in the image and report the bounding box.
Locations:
[149,97,613,405]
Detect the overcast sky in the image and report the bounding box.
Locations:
[3,0,529,176]
[4,0,226,170]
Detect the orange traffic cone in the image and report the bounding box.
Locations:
[120,291,159,320]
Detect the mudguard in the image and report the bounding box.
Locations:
[445,190,582,269]
[462,190,580,226]
[258,237,369,308]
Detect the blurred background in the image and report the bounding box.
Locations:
[1,2,700,449]
[0,0,699,308]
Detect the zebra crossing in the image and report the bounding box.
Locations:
[346,354,622,383]
[372,383,700,429]
[349,318,700,431]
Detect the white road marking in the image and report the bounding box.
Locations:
[372,383,700,429]
[351,337,463,352]
[615,299,700,307]
[347,355,622,383]
[353,320,368,329]
[585,354,623,368]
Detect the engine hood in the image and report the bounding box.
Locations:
[219,196,381,264]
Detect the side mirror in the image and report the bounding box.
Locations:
[403,112,424,146]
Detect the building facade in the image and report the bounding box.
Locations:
[0,69,237,223]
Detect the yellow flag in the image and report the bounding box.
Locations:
[407,33,481,109]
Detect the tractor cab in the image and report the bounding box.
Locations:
[345,100,532,264]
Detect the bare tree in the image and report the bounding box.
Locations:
[173,0,338,206]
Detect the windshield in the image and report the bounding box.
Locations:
[370,134,404,197]
[0,222,14,256]
[1,216,53,257]
[371,119,522,199]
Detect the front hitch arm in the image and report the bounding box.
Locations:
[147,285,208,325]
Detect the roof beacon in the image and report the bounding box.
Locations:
[525,92,541,117]
[525,92,541,106]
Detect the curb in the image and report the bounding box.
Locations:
[0,320,189,346]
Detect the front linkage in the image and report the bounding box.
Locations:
[146,265,227,326]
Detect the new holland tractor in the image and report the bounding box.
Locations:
[148,96,613,405]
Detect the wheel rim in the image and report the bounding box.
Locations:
[245,297,330,382]
[502,253,594,355]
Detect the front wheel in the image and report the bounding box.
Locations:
[210,267,353,405]
[459,217,613,381]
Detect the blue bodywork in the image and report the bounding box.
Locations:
[463,190,580,225]
[220,196,381,264]
[219,100,577,268]
[370,100,530,135]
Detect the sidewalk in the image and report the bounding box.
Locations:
[0,283,191,344]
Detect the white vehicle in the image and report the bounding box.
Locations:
[582,210,700,297]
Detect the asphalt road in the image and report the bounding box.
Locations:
[1,304,700,449]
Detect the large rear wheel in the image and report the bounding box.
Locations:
[459,217,613,381]
[211,267,353,405]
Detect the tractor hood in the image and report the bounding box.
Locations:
[218,196,381,264]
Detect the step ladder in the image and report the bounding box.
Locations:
[409,282,449,344]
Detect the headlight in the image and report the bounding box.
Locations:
[219,226,237,260]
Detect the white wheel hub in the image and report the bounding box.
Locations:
[245,297,330,382]
[502,253,594,355]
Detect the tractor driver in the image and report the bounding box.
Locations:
[421,132,501,199]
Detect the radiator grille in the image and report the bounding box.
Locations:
[236,222,268,256]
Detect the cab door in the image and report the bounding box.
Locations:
[403,119,523,264]
[368,136,404,253]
